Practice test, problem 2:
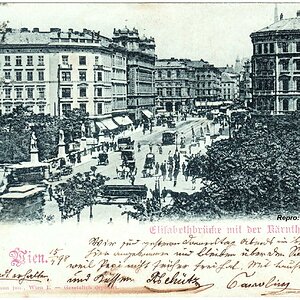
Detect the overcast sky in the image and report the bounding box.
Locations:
[2,2,300,66]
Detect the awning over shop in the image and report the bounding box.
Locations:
[113,116,133,126]
[95,122,107,131]
[195,101,224,107]
[142,109,153,119]
[98,118,118,131]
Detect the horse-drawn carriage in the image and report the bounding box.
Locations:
[117,137,134,151]
[142,153,155,178]
[99,184,148,199]
[98,151,109,165]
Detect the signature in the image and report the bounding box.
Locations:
[0,268,49,285]
[227,271,290,295]
[145,271,214,293]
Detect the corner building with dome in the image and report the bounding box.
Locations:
[251,11,300,113]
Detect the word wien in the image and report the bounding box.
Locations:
[9,248,47,267]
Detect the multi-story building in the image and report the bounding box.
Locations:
[250,11,300,113]
[155,58,195,113]
[239,59,252,107]
[0,27,127,118]
[112,27,156,121]
[155,58,222,113]
[191,60,222,110]
[220,72,239,101]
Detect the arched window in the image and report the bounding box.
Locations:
[283,98,289,111]
[297,99,300,111]
[167,70,171,78]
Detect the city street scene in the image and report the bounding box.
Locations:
[0,3,300,225]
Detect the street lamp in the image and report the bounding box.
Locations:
[175,132,178,152]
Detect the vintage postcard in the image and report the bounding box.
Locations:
[0,1,300,297]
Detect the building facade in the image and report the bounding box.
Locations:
[155,58,195,113]
[0,27,127,117]
[251,11,300,113]
[112,27,156,121]
[239,60,252,107]
[220,72,239,101]
[190,60,222,110]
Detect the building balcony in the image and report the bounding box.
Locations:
[59,64,72,70]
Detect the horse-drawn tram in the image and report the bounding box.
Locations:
[99,184,148,203]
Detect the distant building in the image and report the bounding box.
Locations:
[155,58,195,113]
[250,11,300,113]
[0,27,127,118]
[112,27,156,121]
[239,60,252,107]
[220,72,239,101]
[155,58,222,113]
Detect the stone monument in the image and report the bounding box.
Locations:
[30,131,39,163]
[58,129,66,158]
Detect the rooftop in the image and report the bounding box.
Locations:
[255,11,300,33]
[0,28,112,47]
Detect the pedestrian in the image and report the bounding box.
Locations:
[130,174,135,185]
[161,187,168,202]
[184,169,189,181]
[137,142,141,152]
[108,217,113,224]
[160,161,166,181]
[192,176,196,190]
[158,144,162,154]
[48,185,53,201]
[77,152,81,163]
[149,143,153,153]
[173,169,179,187]
[155,162,159,175]
[168,164,173,181]
[182,162,186,174]
[143,127,146,135]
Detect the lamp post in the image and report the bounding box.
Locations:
[175,132,178,152]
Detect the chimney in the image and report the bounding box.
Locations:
[32,27,39,33]
[274,4,278,22]
[68,28,73,33]
[20,27,29,32]
[297,10,300,17]
[50,28,61,33]
[5,27,12,33]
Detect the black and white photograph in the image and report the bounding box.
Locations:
[0,2,299,225]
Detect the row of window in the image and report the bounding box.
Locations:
[4,55,44,67]
[255,78,300,91]
[157,87,192,97]
[3,87,45,99]
[61,102,106,115]
[61,71,103,82]
[2,105,45,114]
[279,59,300,71]
[61,87,103,98]
[4,70,45,81]
[255,41,300,55]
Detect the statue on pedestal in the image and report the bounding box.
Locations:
[81,123,86,138]
[59,129,65,144]
[30,132,37,151]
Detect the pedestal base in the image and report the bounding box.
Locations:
[30,150,39,164]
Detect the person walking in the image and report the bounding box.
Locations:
[48,185,53,201]
[173,168,179,187]
[160,161,167,181]
[155,162,160,175]
[149,143,153,153]
[182,162,186,174]
[137,142,141,152]
[192,176,196,190]
[161,187,167,202]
